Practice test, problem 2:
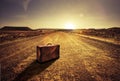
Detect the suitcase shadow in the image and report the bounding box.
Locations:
[13,59,57,81]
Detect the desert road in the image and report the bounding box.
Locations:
[0,32,120,81]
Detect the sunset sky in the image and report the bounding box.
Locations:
[0,0,120,29]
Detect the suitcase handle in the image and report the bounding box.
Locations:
[47,43,52,45]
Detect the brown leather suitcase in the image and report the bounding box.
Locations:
[36,44,60,63]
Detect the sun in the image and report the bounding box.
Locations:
[65,23,76,29]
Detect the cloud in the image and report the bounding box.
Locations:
[2,0,31,12]
[22,0,32,11]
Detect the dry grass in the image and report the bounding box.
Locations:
[0,30,44,43]
[72,28,120,45]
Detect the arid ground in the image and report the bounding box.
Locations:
[0,31,120,81]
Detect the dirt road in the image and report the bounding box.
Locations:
[0,32,120,81]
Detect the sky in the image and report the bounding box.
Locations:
[0,0,120,29]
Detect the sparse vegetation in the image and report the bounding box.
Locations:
[71,27,120,42]
[0,31,43,43]
[0,26,57,43]
[78,27,120,40]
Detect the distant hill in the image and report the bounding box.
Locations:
[0,26,32,31]
[108,27,120,31]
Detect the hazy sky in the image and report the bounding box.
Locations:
[0,0,120,29]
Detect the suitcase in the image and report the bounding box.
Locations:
[36,44,60,63]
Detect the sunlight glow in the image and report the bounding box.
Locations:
[65,23,76,29]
